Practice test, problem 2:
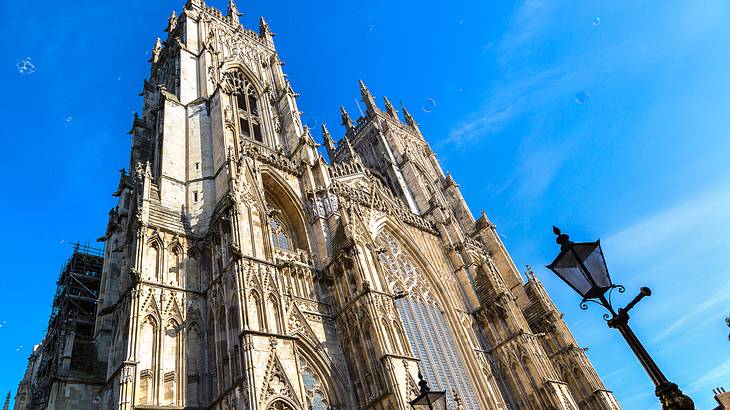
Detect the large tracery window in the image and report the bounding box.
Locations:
[377,232,481,410]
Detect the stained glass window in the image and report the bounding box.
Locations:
[377,232,481,409]
[269,217,290,250]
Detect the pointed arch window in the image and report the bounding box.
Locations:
[298,356,330,410]
[269,216,291,251]
[235,80,263,143]
[376,231,481,409]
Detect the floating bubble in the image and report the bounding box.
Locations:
[421,97,437,113]
[65,117,72,124]
[458,18,464,24]
[592,17,601,26]
[16,57,36,75]
[93,397,101,404]
[458,88,463,92]
[16,345,23,352]
[368,24,375,32]
[0,320,6,329]
[304,116,318,129]
[574,90,591,104]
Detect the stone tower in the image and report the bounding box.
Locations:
[85,1,622,409]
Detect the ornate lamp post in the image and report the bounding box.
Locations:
[409,373,447,410]
[546,227,694,410]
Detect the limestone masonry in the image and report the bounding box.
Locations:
[14,1,622,409]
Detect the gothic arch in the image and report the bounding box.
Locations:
[373,220,488,409]
[295,336,348,409]
[264,398,297,410]
[262,171,310,253]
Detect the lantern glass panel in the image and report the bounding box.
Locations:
[573,241,611,290]
[548,249,593,297]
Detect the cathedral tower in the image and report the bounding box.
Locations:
[82,1,622,409]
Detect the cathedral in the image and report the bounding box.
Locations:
[14,1,622,409]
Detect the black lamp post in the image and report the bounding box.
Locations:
[546,227,694,410]
[409,372,447,410]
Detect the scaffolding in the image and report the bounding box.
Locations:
[28,242,104,408]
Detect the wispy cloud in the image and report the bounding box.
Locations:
[604,183,730,263]
[688,358,730,393]
[650,282,730,344]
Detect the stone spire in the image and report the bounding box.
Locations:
[2,391,9,410]
[340,105,354,130]
[359,80,378,115]
[227,0,242,19]
[383,96,398,120]
[322,123,336,162]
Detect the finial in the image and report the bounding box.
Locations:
[417,371,430,394]
[383,96,398,119]
[552,226,571,248]
[525,265,536,280]
[259,16,273,36]
[322,122,336,161]
[340,105,353,129]
[358,80,378,115]
[321,122,332,140]
[166,11,178,32]
[227,0,242,18]
[150,37,163,64]
[402,103,416,127]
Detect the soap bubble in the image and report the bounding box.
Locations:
[421,97,437,113]
[65,117,73,124]
[574,90,591,104]
[592,17,601,26]
[304,116,318,129]
[16,57,36,75]
[16,345,23,352]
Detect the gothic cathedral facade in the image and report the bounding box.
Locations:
[91,1,622,409]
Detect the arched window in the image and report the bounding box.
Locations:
[163,320,180,405]
[169,248,182,286]
[207,314,218,398]
[218,307,230,388]
[187,323,202,407]
[138,316,158,405]
[269,216,290,251]
[147,244,160,281]
[267,294,281,333]
[376,231,481,410]
[235,80,262,142]
[249,290,264,331]
[299,357,329,410]
[266,401,295,410]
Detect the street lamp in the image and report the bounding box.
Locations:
[546,227,695,410]
[409,372,447,410]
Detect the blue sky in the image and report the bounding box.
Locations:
[1,0,729,409]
